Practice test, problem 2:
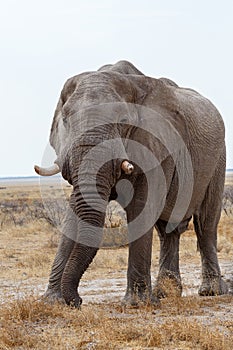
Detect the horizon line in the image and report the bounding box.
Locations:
[1,169,233,180]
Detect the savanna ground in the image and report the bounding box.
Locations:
[0,175,233,350]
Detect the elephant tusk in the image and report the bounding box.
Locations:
[34,163,60,176]
[121,160,134,175]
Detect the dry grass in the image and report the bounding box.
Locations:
[0,294,233,350]
[0,177,233,349]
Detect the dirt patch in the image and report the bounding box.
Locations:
[1,259,232,305]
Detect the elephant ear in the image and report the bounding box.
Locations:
[126,75,192,169]
[126,75,180,171]
[49,72,92,155]
[126,75,194,228]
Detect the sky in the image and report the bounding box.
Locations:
[0,0,232,176]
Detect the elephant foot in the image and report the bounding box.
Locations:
[154,271,182,299]
[122,291,159,308]
[67,296,83,308]
[61,287,83,308]
[42,287,65,304]
[198,276,229,296]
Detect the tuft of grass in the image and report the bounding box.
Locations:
[0,296,65,349]
[16,252,51,270]
[156,319,232,350]
[1,296,64,323]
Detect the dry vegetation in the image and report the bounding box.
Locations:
[0,176,232,349]
[1,294,233,350]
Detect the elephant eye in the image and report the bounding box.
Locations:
[62,115,68,125]
[120,116,128,123]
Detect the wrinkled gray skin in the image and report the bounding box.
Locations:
[43,60,228,307]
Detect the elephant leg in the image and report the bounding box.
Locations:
[123,229,157,306]
[194,159,228,296]
[117,172,157,306]
[44,234,75,301]
[122,182,158,305]
[154,219,190,298]
[44,207,77,302]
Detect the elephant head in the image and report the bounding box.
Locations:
[35,62,147,176]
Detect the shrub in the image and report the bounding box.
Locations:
[222,186,233,216]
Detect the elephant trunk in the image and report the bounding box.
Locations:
[61,187,108,306]
[61,242,99,307]
[60,148,112,306]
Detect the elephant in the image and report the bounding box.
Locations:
[35,60,228,308]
